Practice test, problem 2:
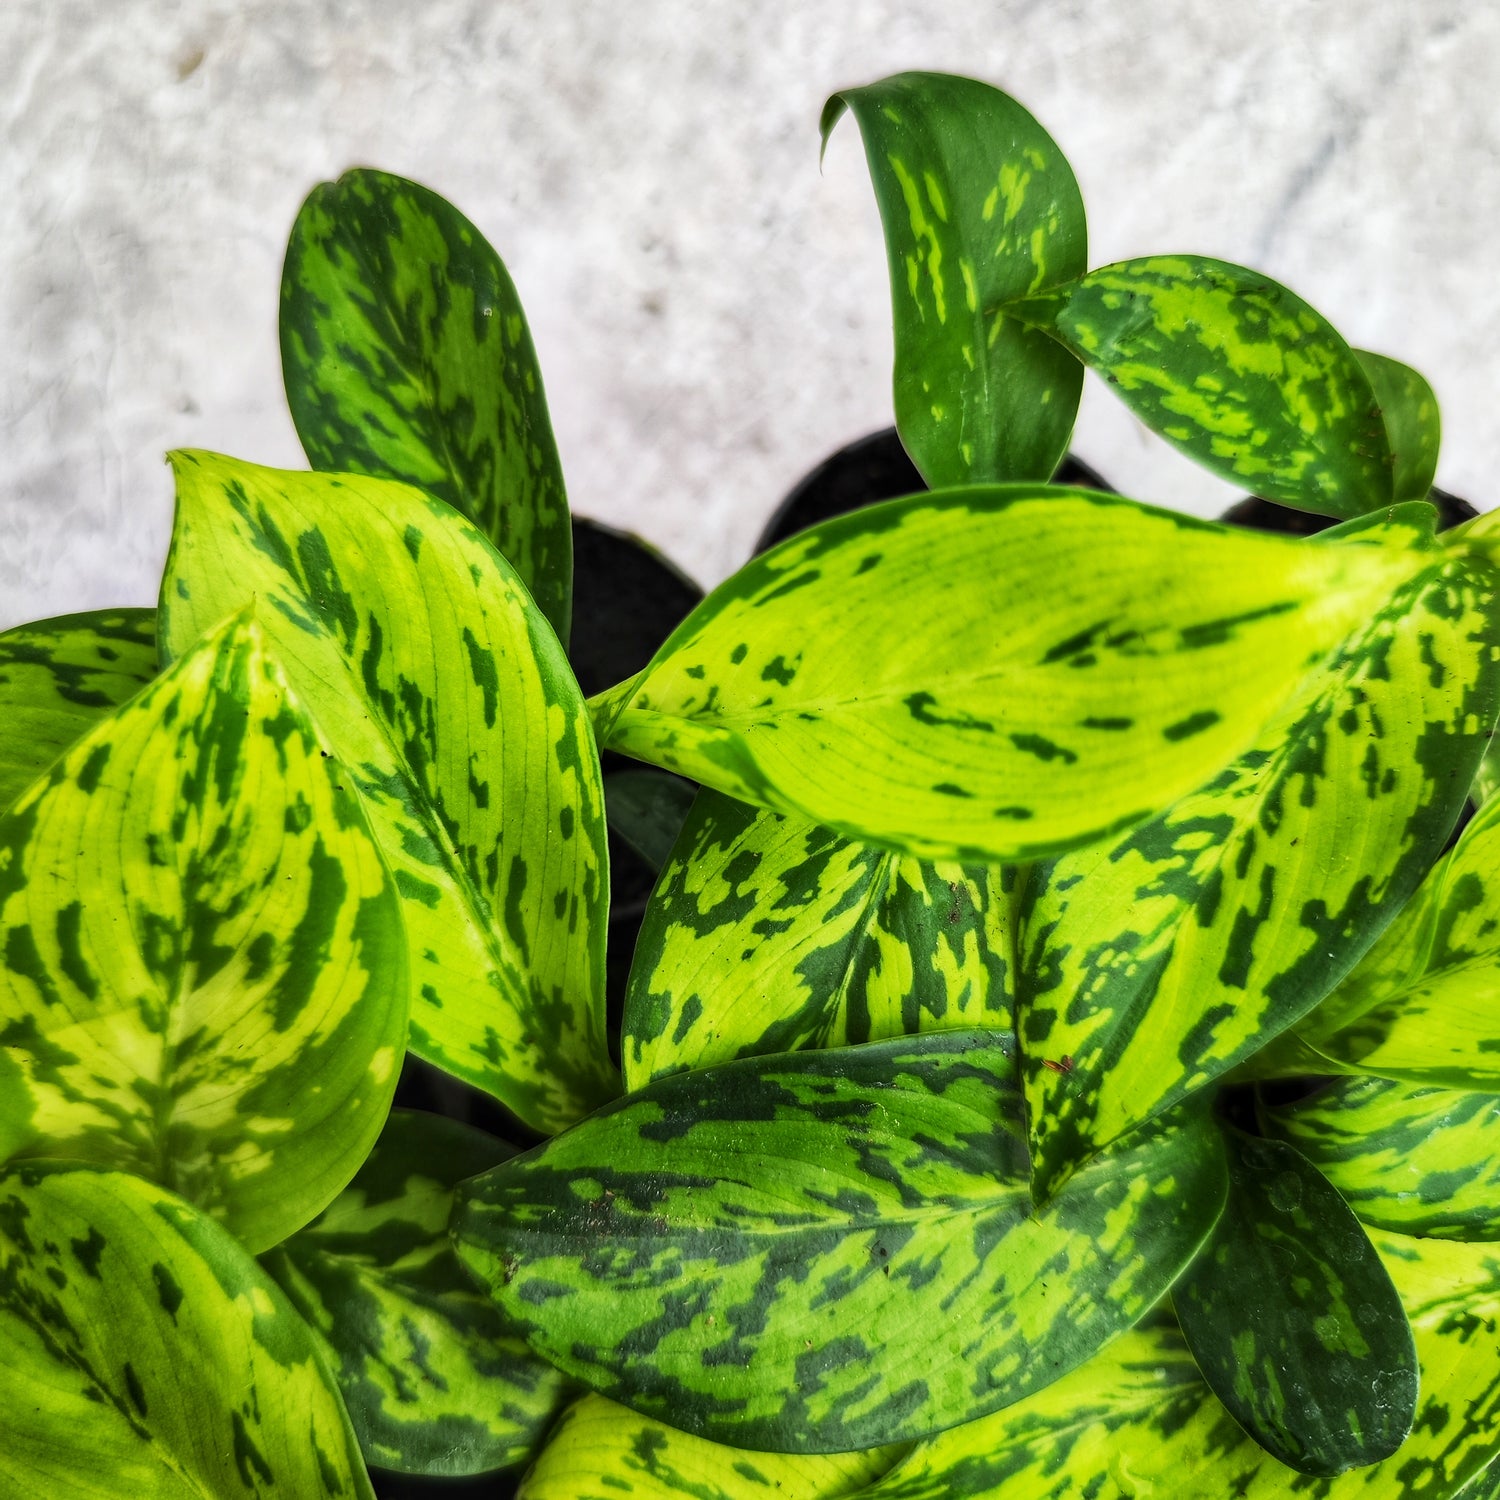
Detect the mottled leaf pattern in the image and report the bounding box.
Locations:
[281,169,571,639]
[0,1161,373,1499]
[1357,348,1441,503]
[518,1394,902,1500]
[0,608,157,813]
[1172,1128,1417,1475]
[595,487,1432,863]
[848,1231,1500,1498]
[1020,546,1500,1198]
[0,612,406,1252]
[262,1109,570,1476]
[623,788,1016,1087]
[1009,257,1394,516]
[605,770,697,873]
[1266,1075,1500,1240]
[822,72,1085,484]
[163,451,615,1133]
[452,1031,1227,1451]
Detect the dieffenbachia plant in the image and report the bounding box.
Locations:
[3,67,1500,1500]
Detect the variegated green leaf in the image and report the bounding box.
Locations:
[1266,1075,1500,1240]
[1357,348,1441,504]
[519,1394,901,1499]
[452,1030,1227,1452]
[622,788,1016,1087]
[1009,257,1393,516]
[821,72,1085,485]
[262,1108,569,1476]
[281,169,571,640]
[163,451,615,1133]
[1172,1128,1417,1475]
[1020,544,1500,1198]
[594,487,1433,864]
[0,612,405,1252]
[0,608,157,813]
[0,1161,373,1499]
[605,770,697,873]
[848,1230,1500,1498]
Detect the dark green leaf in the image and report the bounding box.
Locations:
[1356,349,1440,503]
[604,770,697,874]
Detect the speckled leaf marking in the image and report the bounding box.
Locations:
[0,612,406,1252]
[262,1109,571,1477]
[451,1031,1227,1452]
[518,1393,901,1500]
[1172,1128,1417,1475]
[1019,548,1500,1199]
[281,169,571,640]
[847,1231,1500,1499]
[822,72,1085,485]
[1009,257,1394,517]
[594,487,1433,864]
[0,1161,373,1499]
[622,788,1017,1088]
[163,452,615,1133]
[605,769,697,873]
[1357,349,1441,503]
[1266,1076,1500,1241]
[0,608,156,814]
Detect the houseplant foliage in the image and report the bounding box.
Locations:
[3,69,1500,1500]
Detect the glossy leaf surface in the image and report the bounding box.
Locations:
[518,1394,900,1500]
[1021,544,1500,1197]
[595,487,1431,864]
[453,1030,1226,1452]
[1172,1129,1416,1475]
[0,1161,373,1499]
[0,613,405,1252]
[163,451,615,1133]
[623,788,1016,1087]
[262,1109,570,1476]
[1357,348,1441,503]
[0,608,157,813]
[281,169,571,639]
[1010,257,1393,516]
[822,72,1085,485]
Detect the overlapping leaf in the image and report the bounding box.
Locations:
[623,788,1017,1087]
[281,168,571,639]
[163,451,615,1133]
[593,487,1433,863]
[822,72,1085,485]
[605,770,697,873]
[452,1030,1226,1452]
[263,1109,569,1476]
[1266,1075,1500,1240]
[0,612,405,1252]
[518,1394,902,1500]
[847,1231,1500,1498]
[1009,257,1393,516]
[1357,348,1441,503]
[1020,539,1500,1198]
[0,1161,373,1499]
[0,608,156,813]
[1172,1128,1416,1475]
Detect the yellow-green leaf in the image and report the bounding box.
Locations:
[1357,348,1441,504]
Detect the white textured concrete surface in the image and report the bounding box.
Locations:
[3,1,1497,629]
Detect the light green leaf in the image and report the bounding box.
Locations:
[0,611,406,1252]
[604,770,697,873]
[518,1393,902,1500]
[1265,1075,1500,1240]
[452,1030,1226,1452]
[594,486,1433,864]
[1009,257,1394,516]
[822,72,1085,484]
[281,169,571,640]
[622,788,1016,1087]
[848,1230,1500,1499]
[162,451,615,1133]
[1172,1128,1417,1475]
[0,1161,373,1499]
[262,1109,570,1476]
[0,608,157,814]
[1357,348,1441,503]
[1020,544,1500,1198]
